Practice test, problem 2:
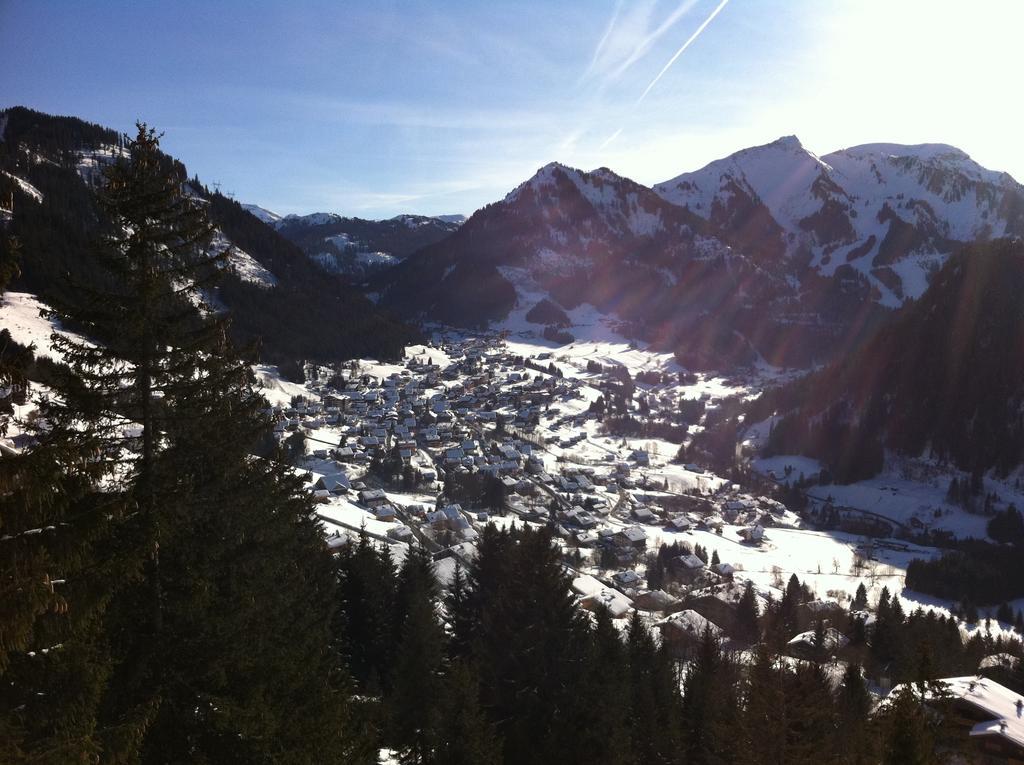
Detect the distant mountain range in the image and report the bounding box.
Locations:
[656,136,1023,304]
[5,103,1024,375]
[6,105,1024,478]
[259,209,463,279]
[379,136,1024,368]
[0,107,417,365]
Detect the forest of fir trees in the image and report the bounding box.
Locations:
[0,124,1017,764]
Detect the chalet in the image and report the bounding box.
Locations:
[573,574,633,618]
[630,449,650,466]
[738,524,765,544]
[786,627,849,660]
[888,676,1024,763]
[372,504,397,523]
[797,599,846,627]
[314,473,350,495]
[325,533,349,553]
[656,610,723,653]
[710,562,735,579]
[614,526,648,550]
[386,525,414,543]
[687,581,769,637]
[357,488,388,508]
[666,515,692,532]
[612,570,643,590]
[564,506,598,529]
[633,589,681,613]
[633,507,659,524]
[575,530,599,547]
[669,553,706,584]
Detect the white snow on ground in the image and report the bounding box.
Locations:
[637,521,936,614]
[75,145,127,186]
[211,231,277,287]
[404,343,452,367]
[0,291,87,363]
[2,170,43,203]
[750,452,1024,541]
[277,212,340,228]
[887,251,946,301]
[5,285,1010,638]
[241,203,281,224]
[752,454,823,481]
[316,496,396,538]
[657,136,829,234]
[808,472,989,539]
[253,365,320,407]
[353,251,398,268]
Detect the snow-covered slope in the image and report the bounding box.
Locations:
[434,214,467,225]
[2,170,44,203]
[211,231,277,287]
[380,161,800,368]
[655,137,1024,305]
[275,211,341,229]
[655,136,829,239]
[274,212,460,278]
[241,203,282,225]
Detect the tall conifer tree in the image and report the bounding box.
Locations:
[39,124,362,762]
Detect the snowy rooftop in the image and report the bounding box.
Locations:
[894,676,1024,751]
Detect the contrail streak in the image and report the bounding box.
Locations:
[636,0,730,104]
[599,127,623,150]
[584,0,623,81]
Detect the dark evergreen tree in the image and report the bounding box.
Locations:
[852,582,868,611]
[624,613,682,765]
[681,627,740,765]
[735,580,761,644]
[433,660,501,765]
[337,533,397,694]
[877,684,937,765]
[388,548,444,764]
[738,643,786,765]
[783,662,838,764]
[0,218,141,763]
[39,125,364,762]
[836,663,873,765]
[461,525,594,765]
[565,607,632,765]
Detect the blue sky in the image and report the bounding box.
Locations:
[2,0,1021,218]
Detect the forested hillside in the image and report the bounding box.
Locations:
[758,238,1024,481]
[0,106,417,366]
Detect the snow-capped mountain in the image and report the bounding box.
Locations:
[383,143,1024,369]
[655,136,1024,305]
[434,213,467,225]
[241,203,282,225]
[273,212,461,278]
[380,161,805,366]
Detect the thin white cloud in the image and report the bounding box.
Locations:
[637,0,730,104]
